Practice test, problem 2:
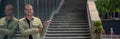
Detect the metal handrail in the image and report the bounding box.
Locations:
[49,0,64,21]
[42,0,64,39]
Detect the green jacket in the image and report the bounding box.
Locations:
[19,16,43,39]
[0,17,18,39]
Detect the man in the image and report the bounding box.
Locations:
[19,4,50,39]
[0,4,18,39]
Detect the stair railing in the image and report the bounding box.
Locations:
[86,1,93,39]
[86,0,102,39]
[42,0,64,39]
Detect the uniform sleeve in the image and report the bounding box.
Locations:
[0,28,11,34]
[0,28,14,35]
[7,21,18,35]
[0,21,18,35]
[40,26,47,37]
[39,20,47,37]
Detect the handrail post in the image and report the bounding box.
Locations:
[110,28,113,39]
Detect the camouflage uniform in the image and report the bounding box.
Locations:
[19,16,43,39]
[0,17,18,39]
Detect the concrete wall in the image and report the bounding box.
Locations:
[87,0,101,39]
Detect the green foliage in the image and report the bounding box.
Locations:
[115,8,120,12]
[95,27,102,33]
[95,0,110,13]
[93,20,102,33]
[93,21,102,27]
[95,0,120,14]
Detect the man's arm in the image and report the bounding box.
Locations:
[0,21,18,36]
[0,28,11,34]
[19,21,37,36]
[40,20,51,37]
[0,28,15,35]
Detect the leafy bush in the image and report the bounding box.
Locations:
[93,21,102,27]
[95,27,102,33]
[93,20,102,33]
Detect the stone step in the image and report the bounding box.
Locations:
[49,25,89,28]
[52,19,88,21]
[52,21,88,23]
[50,23,88,25]
[47,31,89,34]
[46,33,90,35]
[47,30,89,33]
[53,17,87,19]
[46,34,90,37]
[44,37,90,39]
[48,28,89,30]
[55,13,86,16]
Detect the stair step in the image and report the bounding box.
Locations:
[52,19,87,21]
[49,26,89,28]
[50,24,89,26]
[52,21,88,23]
[46,33,90,36]
[53,17,87,19]
[48,28,89,31]
[48,29,89,31]
[44,37,90,39]
[48,28,89,29]
[54,16,86,18]
[56,13,86,16]
[46,35,90,37]
[47,31,89,33]
[51,22,88,24]
[51,22,87,24]
[51,23,88,25]
[49,25,89,27]
[57,12,86,14]
[47,32,89,34]
[53,17,87,21]
[56,14,86,16]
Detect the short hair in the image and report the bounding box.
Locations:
[5,4,14,9]
[25,4,33,9]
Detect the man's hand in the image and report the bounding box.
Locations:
[44,20,51,26]
[35,28,40,33]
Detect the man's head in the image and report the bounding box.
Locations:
[5,4,14,16]
[24,4,33,16]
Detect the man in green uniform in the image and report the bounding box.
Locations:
[19,4,48,39]
[0,4,18,39]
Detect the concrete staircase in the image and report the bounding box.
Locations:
[44,0,91,39]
